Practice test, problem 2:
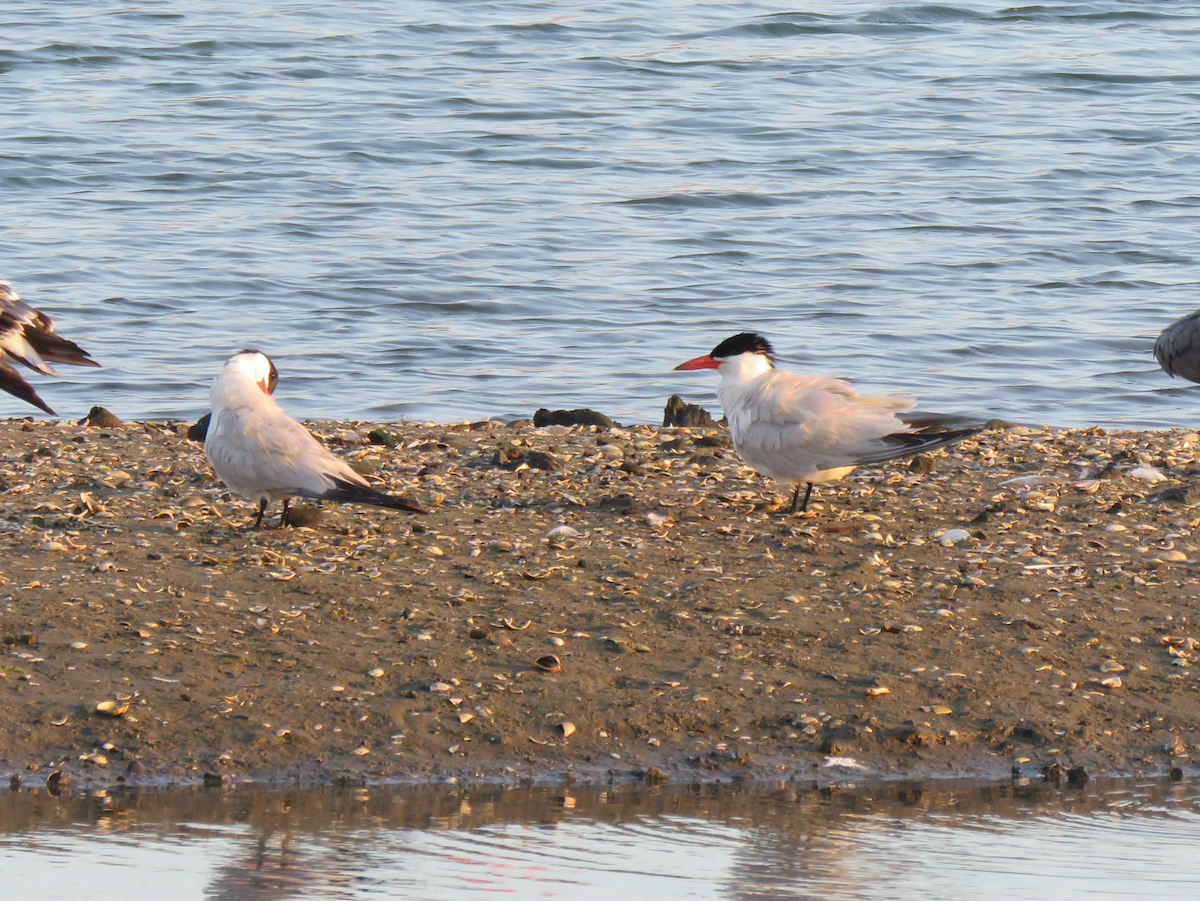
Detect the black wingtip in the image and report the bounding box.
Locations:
[322,477,429,514]
[855,423,984,466]
[0,363,57,415]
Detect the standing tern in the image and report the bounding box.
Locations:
[0,281,99,415]
[674,332,983,513]
[204,349,426,528]
[1154,309,1200,383]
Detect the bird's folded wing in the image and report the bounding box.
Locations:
[0,289,97,372]
[738,371,916,455]
[0,309,55,375]
[210,407,364,495]
[24,324,99,369]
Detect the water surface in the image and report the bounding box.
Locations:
[4,2,1200,428]
[2,778,1199,899]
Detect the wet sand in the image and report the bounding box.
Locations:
[2,414,1199,787]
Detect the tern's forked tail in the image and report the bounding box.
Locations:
[854,420,986,466]
[317,477,428,514]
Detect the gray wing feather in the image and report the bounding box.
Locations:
[1155,309,1200,383]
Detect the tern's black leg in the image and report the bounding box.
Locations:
[789,482,814,515]
[279,498,291,529]
[254,498,267,530]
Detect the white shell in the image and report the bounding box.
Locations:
[939,528,972,547]
[1129,465,1167,482]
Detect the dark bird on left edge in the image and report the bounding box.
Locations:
[0,281,99,415]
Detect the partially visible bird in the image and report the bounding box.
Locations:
[204,350,426,528]
[0,281,99,415]
[674,332,983,513]
[1154,309,1200,383]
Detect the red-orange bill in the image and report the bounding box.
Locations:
[674,354,720,371]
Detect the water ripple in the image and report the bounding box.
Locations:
[3,0,1200,428]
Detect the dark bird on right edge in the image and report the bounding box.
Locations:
[674,332,984,514]
[0,281,99,415]
[1155,309,1200,384]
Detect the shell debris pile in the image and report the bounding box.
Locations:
[1,416,1200,783]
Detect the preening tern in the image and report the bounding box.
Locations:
[204,350,426,528]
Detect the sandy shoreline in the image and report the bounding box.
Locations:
[2,413,1199,788]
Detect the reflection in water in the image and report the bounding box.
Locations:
[206,830,309,901]
[0,779,1198,899]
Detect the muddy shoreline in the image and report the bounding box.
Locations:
[2,414,1200,789]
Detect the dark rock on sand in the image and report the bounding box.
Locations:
[287,505,324,529]
[533,408,616,429]
[909,454,936,474]
[663,394,714,428]
[492,447,563,471]
[1009,723,1054,745]
[81,406,122,428]
[640,766,669,785]
[885,722,940,749]
[368,427,402,447]
[591,494,637,514]
[820,725,864,755]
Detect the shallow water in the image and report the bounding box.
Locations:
[5,2,1200,429]
[1,779,1199,899]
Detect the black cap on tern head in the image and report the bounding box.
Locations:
[711,332,773,362]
